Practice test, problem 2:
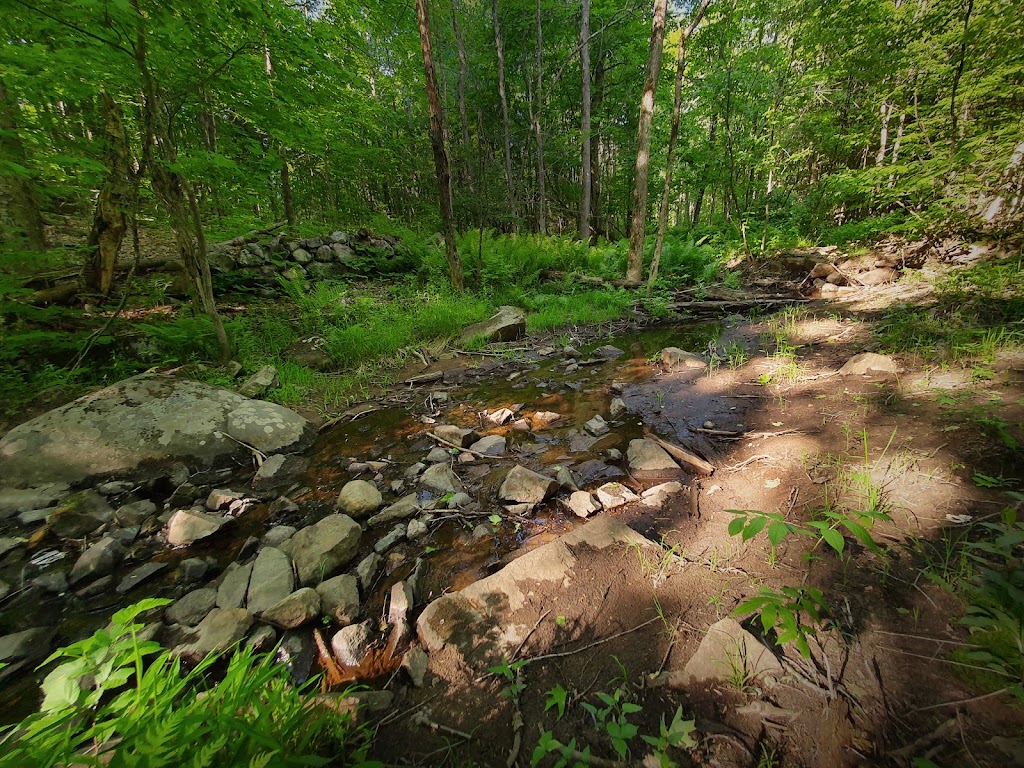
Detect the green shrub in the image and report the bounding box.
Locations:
[0,599,379,767]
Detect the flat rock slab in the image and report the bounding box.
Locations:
[0,374,315,487]
[416,517,654,664]
[627,439,680,480]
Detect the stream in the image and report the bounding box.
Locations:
[0,318,746,723]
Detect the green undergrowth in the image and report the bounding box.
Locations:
[2,228,726,418]
[0,599,379,767]
[876,250,1024,365]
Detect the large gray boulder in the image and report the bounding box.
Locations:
[291,515,361,586]
[459,306,526,345]
[0,374,315,487]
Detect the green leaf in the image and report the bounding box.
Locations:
[819,526,845,555]
[742,514,767,541]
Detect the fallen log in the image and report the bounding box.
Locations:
[24,280,80,306]
[667,298,808,312]
[208,220,287,251]
[643,429,715,476]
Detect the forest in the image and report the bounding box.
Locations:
[0,0,1023,766]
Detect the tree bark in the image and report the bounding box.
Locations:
[492,0,519,230]
[264,45,296,230]
[580,0,592,243]
[452,2,472,186]
[132,0,230,360]
[534,0,547,235]
[0,78,47,251]
[85,91,131,294]
[648,0,712,290]
[624,0,668,285]
[415,0,464,290]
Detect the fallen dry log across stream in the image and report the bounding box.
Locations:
[667,297,809,312]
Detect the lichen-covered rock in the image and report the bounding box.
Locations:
[0,374,315,487]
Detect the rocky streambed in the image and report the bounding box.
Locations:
[0,319,735,722]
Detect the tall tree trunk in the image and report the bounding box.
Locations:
[132,0,230,360]
[534,0,547,235]
[876,101,894,165]
[85,91,131,294]
[492,0,519,230]
[591,48,606,238]
[415,0,464,290]
[579,0,592,243]
[648,0,712,290]
[280,153,295,228]
[452,2,472,186]
[624,0,668,284]
[0,78,47,251]
[949,0,974,143]
[264,45,296,230]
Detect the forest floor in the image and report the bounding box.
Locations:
[2,233,1023,767]
[360,291,1024,768]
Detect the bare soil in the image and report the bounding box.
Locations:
[365,300,1024,767]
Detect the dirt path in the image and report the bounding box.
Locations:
[364,304,1024,767]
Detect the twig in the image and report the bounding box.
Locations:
[412,710,474,741]
[909,687,1011,713]
[506,665,525,768]
[512,609,551,661]
[527,617,660,663]
[723,455,774,472]
[872,630,973,646]
[877,646,1014,678]
[957,710,983,768]
[425,431,504,460]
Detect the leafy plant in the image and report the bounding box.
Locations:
[0,599,379,767]
[733,586,829,659]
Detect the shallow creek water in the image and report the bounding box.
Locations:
[0,320,731,722]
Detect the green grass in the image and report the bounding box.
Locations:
[876,250,1024,363]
